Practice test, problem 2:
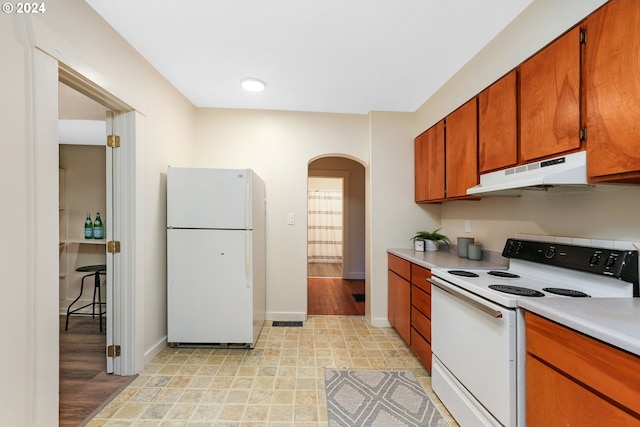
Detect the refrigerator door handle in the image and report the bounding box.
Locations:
[245,230,252,288]
[245,169,251,230]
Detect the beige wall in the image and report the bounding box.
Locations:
[368,111,441,324]
[1,16,37,426]
[194,108,370,320]
[59,144,108,312]
[2,1,196,424]
[193,109,436,326]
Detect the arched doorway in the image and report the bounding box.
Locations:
[307,156,365,315]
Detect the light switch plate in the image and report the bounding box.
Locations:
[287,213,295,225]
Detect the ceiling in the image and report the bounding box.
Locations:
[84,0,533,115]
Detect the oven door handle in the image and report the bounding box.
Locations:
[427,278,503,319]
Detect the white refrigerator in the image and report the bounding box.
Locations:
[166,167,266,348]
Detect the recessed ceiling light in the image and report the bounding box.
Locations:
[241,78,266,92]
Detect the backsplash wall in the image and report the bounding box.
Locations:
[440,184,640,252]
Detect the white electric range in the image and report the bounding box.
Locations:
[428,238,639,427]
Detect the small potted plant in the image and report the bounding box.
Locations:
[411,228,451,252]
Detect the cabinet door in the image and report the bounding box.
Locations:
[388,270,411,344]
[527,355,640,427]
[520,27,581,161]
[415,121,445,202]
[585,0,640,183]
[478,70,518,173]
[526,312,640,424]
[445,98,478,198]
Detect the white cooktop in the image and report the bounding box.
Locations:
[431,259,636,309]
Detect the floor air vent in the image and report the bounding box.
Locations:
[272,321,303,327]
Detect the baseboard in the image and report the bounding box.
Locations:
[266,311,307,322]
[144,336,167,366]
[370,316,392,328]
[343,271,365,280]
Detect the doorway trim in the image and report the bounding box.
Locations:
[58,66,143,376]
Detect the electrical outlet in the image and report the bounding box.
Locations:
[465,220,471,233]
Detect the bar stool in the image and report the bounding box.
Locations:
[65,264,107,332]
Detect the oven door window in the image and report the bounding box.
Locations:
[432,283,517,427]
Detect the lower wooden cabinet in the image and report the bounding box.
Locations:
[388,254,411,344]
[410,327,432,372]
[410,265,432,371]
[388,253,432,372]
[525,312,640,426]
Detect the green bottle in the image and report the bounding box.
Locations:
[84,213,93,239]
[93,212,104,239]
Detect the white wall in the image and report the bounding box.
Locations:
[2,1,196,424]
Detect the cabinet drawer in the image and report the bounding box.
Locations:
[411,264,431,292]
[526,312,640,416]
[527,354,640,427]
[411,306,431,343]
[411,327,432,372]
[388,254,410,280]
[412,285,431,318]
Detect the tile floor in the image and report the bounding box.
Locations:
[86,316,458,426]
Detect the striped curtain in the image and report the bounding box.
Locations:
[307,190,342,263]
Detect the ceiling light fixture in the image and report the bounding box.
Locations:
[240,78,266,92]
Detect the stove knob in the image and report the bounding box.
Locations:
[589,253,600,265]
[545,247,556,259]
[605,255,617,268]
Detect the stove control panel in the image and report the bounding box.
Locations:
[502,239,639,296]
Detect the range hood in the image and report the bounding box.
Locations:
[467,151,589,195]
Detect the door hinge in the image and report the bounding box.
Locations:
[580,29,586,44]
[107,135,120,148]
[107,345,121,358]
[107,240,121,253]
[580,127,587,141]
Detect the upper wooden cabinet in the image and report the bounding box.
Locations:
[520,27,582,162]
[478,70,518,173]
[415,99,478,203]
[584,0,640,183]
[445,98,479,198]
[415,120,445,202]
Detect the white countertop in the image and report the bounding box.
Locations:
[387,247,507,270]
[518,298,640,357]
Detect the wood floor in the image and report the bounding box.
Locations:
[308,276,365,316]
[59,315,135,427]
